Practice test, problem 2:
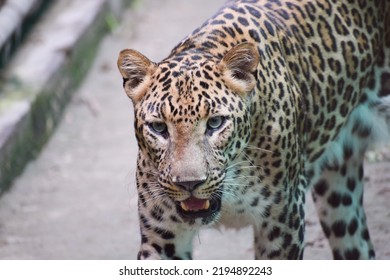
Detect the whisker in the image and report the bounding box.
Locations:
[223,175,261,181]
[139,194,167,207]
[245,145,274,154]
[241,152,257,167]
[228,165,261,171]
[223,183,251,186]
[225,164,262,175]
[225,160,252,170]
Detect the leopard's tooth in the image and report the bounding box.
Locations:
[204,200,210,210]
[180,201,189,211]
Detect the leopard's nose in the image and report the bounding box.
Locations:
[173,179,206,192]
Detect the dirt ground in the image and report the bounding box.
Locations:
[0,0,389,260]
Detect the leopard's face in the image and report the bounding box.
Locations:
[118,44,259,222]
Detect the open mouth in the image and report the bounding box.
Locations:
[176,196,221,219]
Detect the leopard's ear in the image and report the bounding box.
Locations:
[218,42,259,94]
[117,49,157,103]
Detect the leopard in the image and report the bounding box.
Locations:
[117,0,390,259]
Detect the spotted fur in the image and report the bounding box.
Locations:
[117,0,390,259]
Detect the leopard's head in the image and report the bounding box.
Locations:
[118,43,259,223]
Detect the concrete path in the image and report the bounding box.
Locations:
[0,0,389,260]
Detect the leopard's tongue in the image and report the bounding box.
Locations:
[180,197,210,212]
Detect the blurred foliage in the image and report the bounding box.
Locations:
[105,13,120,32]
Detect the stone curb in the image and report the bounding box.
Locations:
[0,0,52,68]
[0,0,133,193]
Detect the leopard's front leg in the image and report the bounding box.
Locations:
[137,202,197,260]
[137,229,196,260]
[253,181,306,260]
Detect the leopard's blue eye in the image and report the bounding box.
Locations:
[149,122,168,135]
[207,116,226,131]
